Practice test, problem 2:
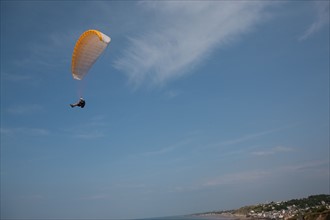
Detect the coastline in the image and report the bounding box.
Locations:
[191,195,330,220]
[192,213,252,220]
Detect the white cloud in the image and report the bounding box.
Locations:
[114,1,274,87]
[299,1,329,41]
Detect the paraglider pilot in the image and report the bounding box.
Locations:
[70,97,86,108]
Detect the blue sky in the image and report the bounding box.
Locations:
[1,1,329,219]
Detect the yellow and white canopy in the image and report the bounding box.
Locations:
[71,30,111,80]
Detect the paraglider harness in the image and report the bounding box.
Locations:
[70,98,86,108]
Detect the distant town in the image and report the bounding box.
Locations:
[195,194,330,220]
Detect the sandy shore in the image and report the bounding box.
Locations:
[192,213,254,220]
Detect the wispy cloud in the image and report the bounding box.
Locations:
[282,160,329,173]
[205,160,329,187]
[187,128,283,159]
[1,72,33,82]
[1,127,50,137]
[299,1,329,41]
[64,114,108,139]
[170,160,328,193]
[15,31,76,69]
[114,183,148,190]
[251,145,294,156]
[73,130,105,139]
[114,1,274,87]
[220,130,276,146]
[18,194,45,201]
[6,104,43,115]
[208,129,280,150]
[2,30,77,86]
[81,194,111,201]
[164,89,180,99]
[139,138,193,157]
[203,170,270,187]
[168,170,271,193]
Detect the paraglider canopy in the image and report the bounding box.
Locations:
[71,29,111,80]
